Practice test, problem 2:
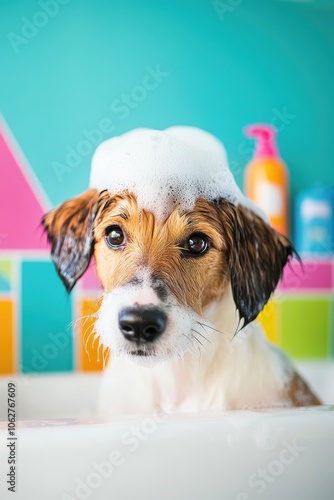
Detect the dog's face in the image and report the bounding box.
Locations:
[42,189,293,363]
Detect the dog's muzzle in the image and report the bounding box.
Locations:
[118,306,167,344]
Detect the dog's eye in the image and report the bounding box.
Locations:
[186,233,209,255]
[105,225,125,248]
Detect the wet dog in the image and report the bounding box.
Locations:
[42,127,320,415]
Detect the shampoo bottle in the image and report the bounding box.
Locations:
[295,186,334,255]
[244,124,289,235]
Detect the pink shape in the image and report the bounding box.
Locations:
[80,261,102,290]
[0,130,47,250]
[279,258,333,291]
[244,124,278,159]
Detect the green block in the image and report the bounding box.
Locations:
[0,260,13,291]
[281,297,331,359]
[331,299,334,358]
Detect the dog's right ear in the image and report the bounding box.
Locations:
[42,189,105,292]
[216,199,294,330]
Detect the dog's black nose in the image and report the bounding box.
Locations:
[118,307,167,343]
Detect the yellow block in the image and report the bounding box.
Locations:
[257,300,280,345]
[78,298,110,371]
[0,300,15,374]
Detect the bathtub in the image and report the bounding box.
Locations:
[0,362,334,500]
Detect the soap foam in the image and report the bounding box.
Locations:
[89,126,264,221]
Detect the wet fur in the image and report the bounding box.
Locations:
[42,189,320,412]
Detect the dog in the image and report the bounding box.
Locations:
[42,126,320,415]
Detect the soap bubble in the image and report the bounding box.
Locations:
[89,126,264,222]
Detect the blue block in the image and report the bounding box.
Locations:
[21,260,73,373]
[0,273,10,291]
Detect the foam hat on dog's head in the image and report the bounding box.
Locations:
[89,126,265,221]
[43,126,293,329]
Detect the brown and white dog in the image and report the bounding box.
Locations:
[42,127,320,415]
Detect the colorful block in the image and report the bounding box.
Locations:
[78,298,107,371]
[0,130,48,250]
[279,258,333,291]
[21,261,73,373]
[0,260,13,292]
[257,300,280,345]
[331,299,334,357]
[0,300,15,374]
[281,297,331,359]
[80,262,102,291]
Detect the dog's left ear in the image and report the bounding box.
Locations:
[218,199,294,329]
[42,188,103,292]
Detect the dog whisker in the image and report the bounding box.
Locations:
[82,321,94,339]
[83,327,97,360]
[83,314,95,328]
[191,328,208,346]
[182,333,200,358]
[87,297,103,314]
[191,337,203,362]
[101,342,110,367]
[190,330,204,348]
[97,339,104,362]
[92,330,99,348]
[182,332,195,344]
[68,313,99,347]
[198,321,228,337]
[195,324,212,344]
[67,314,91,331]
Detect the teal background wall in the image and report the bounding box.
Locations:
[21,261,73,373]
[0,0,333,213]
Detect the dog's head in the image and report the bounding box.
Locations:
[42,187,293,364]
[43,127,294,364]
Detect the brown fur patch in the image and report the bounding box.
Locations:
[282,371,321,406]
